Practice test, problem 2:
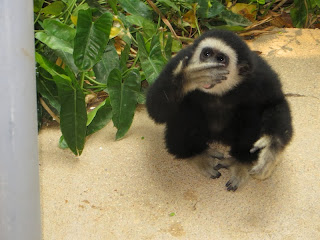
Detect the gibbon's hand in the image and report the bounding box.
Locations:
[182,62,229,93]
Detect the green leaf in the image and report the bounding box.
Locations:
[93,43,120,84]
[59,135,69,149]
[35,19,76,54]
[290,0,307,28]
[108,0,118,14]
[73,9,113,71]
[37,76,61,112]
[157,0,180,13]
[85,0,106,13]
[34,0,44,12]
[257,0,265,4]
[57,76,87,155]
[87,98,113,136]
[137,33,166,85]
[126,15,157,38]
[35,32,74,54]
[119,42,131,72]
[220,10,252,27]
[172,38,182,53]
[107,69,141,140]
[169,212,175,217]
[35,52,71,85]
[117,0,152,19]
[43,19,76,42]
[198,0,225,18]
[314,0,320,7]
[137,88,146,104]
[41,1,66,15]
[87,99,106,126]
[54,50,79,75]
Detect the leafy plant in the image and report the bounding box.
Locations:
[290,0,320,28]
[34,0,168,155]
[35,0,319,156]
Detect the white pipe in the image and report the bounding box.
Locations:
[0,0,42,239]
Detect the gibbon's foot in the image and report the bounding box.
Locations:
[213,156,235,169]
[203,157,222,179]
[215,157,250,191]
[208,150,225,160]
[226,178,240,191]
[213,163,228,171]
[210,170,222,179]
[226,163,250,192]
[190,152,222,179]
[207,142,231,159]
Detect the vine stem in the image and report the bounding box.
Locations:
[85,75,107,87]
[62,0,78,23]
[34,11,42,24]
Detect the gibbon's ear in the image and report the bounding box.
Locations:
[238,62,252,76]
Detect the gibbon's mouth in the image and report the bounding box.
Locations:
[202,83,214,89]
[202,80,224,89]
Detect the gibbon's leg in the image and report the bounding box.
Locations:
[164,103,209,159]
[249,100,293,179]
[214,158,251,191]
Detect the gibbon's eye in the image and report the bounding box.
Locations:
[216,54,226,63]
[201,48,213,58]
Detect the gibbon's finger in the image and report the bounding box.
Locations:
[249,146,260,153]
[214,164,227,170]
[185,62,226,74]
[189,69,230,78]
[197,68,230,76]
[250,135,271,153]
[187,72,229,81]
[187,74,228,83]
[187,69,229,80]
[172,56,190,76]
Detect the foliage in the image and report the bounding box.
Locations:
[290,0,320,28]
[34,0,319,155]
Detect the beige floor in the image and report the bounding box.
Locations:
[39,28,320,240]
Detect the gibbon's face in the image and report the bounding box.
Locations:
[187,37,241,95]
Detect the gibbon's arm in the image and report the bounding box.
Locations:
[248,98,293,179]
[146,47,229,124]
[251,99,293,153]
[145,61,185,124]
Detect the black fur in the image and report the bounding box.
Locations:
[146,30,293,162]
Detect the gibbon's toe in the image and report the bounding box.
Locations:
[210,170,222,179]
[226,177,239,191]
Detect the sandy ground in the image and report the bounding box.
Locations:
[39,28,320,240]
